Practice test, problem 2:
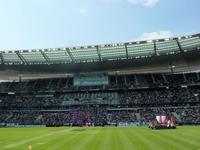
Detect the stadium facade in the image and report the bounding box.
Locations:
[0,33,200,127]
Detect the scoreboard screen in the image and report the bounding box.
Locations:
[73,73,109,86]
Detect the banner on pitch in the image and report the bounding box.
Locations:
[156,115,166,124]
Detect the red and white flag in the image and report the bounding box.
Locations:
[156,116,161,123]
[161,116,166,124]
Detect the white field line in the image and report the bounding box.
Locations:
[35,142,46,145]
[4,129,69,148]
[67,131,99,135]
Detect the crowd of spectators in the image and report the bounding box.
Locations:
[0,87,199,109]
[121,88,200,107]
[0,72,200,126]
[0,106,200,126]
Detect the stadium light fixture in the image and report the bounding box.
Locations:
[116,70,120,73]
[171,65,176,68]
[181,85,188,88]
[8,92,15,95]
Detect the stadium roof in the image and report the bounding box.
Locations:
[0,33,200,65]
[0,33,200,79]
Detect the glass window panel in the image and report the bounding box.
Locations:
[179,37,200,50]
[21,51,46,63]
[99,45,126,60]
[156,40,179,54]
[2,53,22,63]
[127,43,154,57]
[70,48,99,61]
[45,51,71,62]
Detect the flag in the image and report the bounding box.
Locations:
[156,116,161,123]
[161,116,166,124]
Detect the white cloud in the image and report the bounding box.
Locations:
[79,8,87,13]
[136,31,174,41]
[127,0,159,7]
[100,0,159,7]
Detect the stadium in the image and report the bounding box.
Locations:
[0,32,200,150]
[1,1,200,150]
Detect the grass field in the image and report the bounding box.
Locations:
[0,126,200,150]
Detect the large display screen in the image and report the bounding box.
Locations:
[73,73,109,86]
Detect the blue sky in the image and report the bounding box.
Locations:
[0,0,199,50]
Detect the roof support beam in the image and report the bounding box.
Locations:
[153,41,157,56]
[65,48,74,62]
[124,44,129,59]
[40,50,50,64]
[96,46,101,61]
[0,52,5,65]
[176,39,184,53]
[16,52,28,65]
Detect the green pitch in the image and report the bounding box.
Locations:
[0,126,200,150]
